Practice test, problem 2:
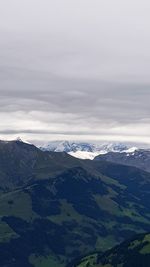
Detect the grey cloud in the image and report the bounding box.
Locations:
[0,66,149,123]
[0,0,150,144]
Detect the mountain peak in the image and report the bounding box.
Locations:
[15,136,23,142]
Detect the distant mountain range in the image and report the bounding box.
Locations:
[39,141,138,160]
[40,141,150,173]
[0,139,150,266]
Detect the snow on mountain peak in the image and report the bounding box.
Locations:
[123,147,138,154]
[39,141,138,160]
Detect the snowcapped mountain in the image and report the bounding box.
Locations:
[39,141,138,160]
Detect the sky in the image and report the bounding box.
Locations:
[0,0,150,145]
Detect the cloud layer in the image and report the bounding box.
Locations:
[0,0,150,145]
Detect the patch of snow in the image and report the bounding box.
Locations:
[123,147,137,154]
[68,151,100,160]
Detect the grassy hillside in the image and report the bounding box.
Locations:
[73,232,150,267]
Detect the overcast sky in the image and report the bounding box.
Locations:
[0,0,150,145]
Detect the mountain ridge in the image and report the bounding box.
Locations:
[94,149,150,173]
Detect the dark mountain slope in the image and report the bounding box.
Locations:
[0,140,81,191]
